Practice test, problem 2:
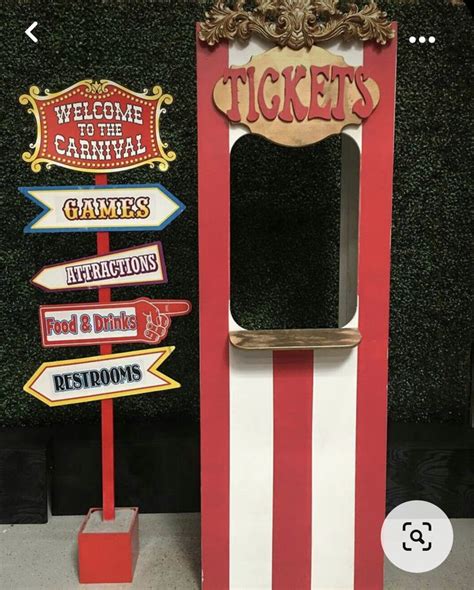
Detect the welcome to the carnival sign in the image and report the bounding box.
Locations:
[20,80,176,173]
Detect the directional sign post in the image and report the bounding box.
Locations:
[96,174,115,523]
[39,298,191,347]
[20,78,182,583]
[20,184,185,233]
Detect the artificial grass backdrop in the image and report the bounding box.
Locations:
[0,1,472,426]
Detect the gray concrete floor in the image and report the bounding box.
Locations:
[0,514,472,589]
[0,513,201,590]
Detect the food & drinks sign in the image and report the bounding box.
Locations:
[39,299,191,347]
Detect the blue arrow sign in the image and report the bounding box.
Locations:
[19,183,185,233]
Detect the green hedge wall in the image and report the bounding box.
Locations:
[0,0,471,426]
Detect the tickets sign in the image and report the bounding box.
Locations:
[213,45,380,146]
[19,80,176,173]
[23,347,179,406]
[31,242,167,292]
[39,298,191,347]
[20,184,185,233]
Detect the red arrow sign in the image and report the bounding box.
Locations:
[31,242,167,292]
[39,298,191,347]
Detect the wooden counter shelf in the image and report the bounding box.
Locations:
[229,328,362,351]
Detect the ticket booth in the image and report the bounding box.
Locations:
[197,2,397,588]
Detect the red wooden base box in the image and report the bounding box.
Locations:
[78,507,139,584]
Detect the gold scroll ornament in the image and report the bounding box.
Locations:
[199,0,394,49]
[213,45,380,147]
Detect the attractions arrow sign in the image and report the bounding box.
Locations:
[23,347,180,406]
[20,79,176,173]
[20,184,185,233]
[31,242,167,292]
[39,298,192,347]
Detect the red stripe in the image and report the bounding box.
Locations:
[196,28,230,590]
[272,350,313,590]
[354,27,398,589]
[95,173,115,522]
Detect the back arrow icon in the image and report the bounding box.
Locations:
[25,22,38,43]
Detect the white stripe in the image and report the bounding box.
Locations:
[311,349,358,590]
[228,37,275,590]
[229,345,274,590]
[311,38,362,590]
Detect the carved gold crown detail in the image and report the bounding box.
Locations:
[199,0,394,49]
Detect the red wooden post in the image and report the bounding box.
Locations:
[95,173,115,521]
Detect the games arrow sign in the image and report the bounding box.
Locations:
[19,184,185,233]
[31,242,167,292]
[39,298,192,347]
[23,347,180,406]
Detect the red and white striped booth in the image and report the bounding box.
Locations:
[197,16,397,590]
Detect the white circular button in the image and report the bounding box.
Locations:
[429,36,436,43]
[419,36,426,43]
[381,501,453,573]
[409,36,416,44]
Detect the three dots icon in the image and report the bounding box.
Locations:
[409,36,436,44]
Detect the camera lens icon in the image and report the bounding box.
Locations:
[381,501,453,573]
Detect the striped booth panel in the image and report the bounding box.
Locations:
[197,29,397,590]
